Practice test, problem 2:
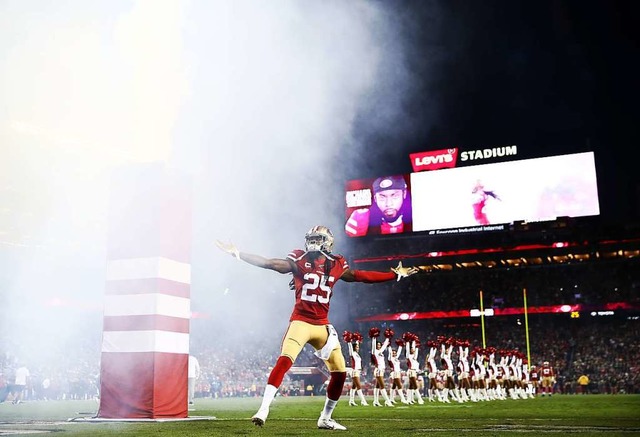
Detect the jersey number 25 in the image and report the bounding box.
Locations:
[301,273,335,304]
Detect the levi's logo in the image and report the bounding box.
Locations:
[410,148,458,172]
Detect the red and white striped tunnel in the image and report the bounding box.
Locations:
[98,164,192,419]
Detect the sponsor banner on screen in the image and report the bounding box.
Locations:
[409,145,519,173]
[459,145,518,163]
[410,148,458,172]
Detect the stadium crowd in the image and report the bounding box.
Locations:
[0,254,640,402]
[4,318,637,404]
[348,259,639,317]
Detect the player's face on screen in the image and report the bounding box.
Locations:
[374,189,405,218]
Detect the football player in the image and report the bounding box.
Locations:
[540,360,555,396]
[471,179,501,225]
[215,225,418,431]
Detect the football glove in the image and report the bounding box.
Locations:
[215,240,240,259]
[391,261,419,281]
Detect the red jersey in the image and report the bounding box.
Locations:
[472,192,489,224]
[380,220,405,234]
[530,369,539,382]
[286,249,349,325]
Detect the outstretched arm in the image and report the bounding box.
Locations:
[340,261,419,283]
[215,240,295,274]
[484,190,501,201]
[381,338,390,353]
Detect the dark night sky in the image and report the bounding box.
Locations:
[346,0,639,224]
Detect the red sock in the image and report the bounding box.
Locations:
[267,356,293,388]
[327,371,347,401]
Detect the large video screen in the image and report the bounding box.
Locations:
[344,152,600,238]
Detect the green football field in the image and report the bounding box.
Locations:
[1,395,639,436]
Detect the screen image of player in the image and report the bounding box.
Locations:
[344,175,413,237]
[410,151,600,232]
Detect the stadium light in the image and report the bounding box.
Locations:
[470,308,494,317]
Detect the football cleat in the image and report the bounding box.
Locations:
[251,408,269,427]
[317,417,347,431]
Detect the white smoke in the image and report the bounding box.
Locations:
[0,0,425,381]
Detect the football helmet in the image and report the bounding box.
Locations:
[305,225,334,253]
